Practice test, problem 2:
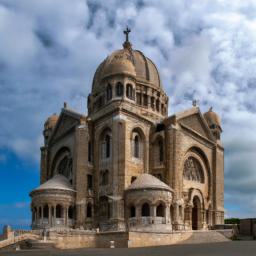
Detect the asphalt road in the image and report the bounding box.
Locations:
[1,241,255,256]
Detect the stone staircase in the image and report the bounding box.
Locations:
[25,239,55,249]
[180,230,231,244]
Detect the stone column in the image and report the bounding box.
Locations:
[48,204,51,226]
[64,206,68,227]
[151,205,156,224]
[173,202,179,229]
[136,206,141,225]
[63,206,67,227]
[144,137,149,173]
[53,205,56,227]
[40,206,43,224]
[36,206,39,227]
[209,210,213,227]
[165,204,170,224]
[184,205,192,230]
[202,209,208,229]
[152,205,156,217]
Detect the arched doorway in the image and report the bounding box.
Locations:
[192,196,201,230]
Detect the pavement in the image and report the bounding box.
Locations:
[0,241,256,256]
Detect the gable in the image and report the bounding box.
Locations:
[49,112,80,144]
[178,113,214,141]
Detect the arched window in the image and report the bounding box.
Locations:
[183,157,204,183]
[52,147,73,183]
[143,94,148,106]
[134,135,139,158]
[102,170,109,185]
[130,206,136,217]
[156,99,160,112]
[158,139,164,163]
[106,84,112,101]
[126,84,134,99]
[43,205,48,218]
[99,196,110,219]
[100,129,111,159]
[156,204,165,217]
[131,129,145,161]
[116,82,123,96]
[141,203,150,217]
[105,135,110,158]
[87,203,92,218]
[88,141,92,162]
[68,206,73,219]
[56,205,62,218]
[161,104,164,115]
[151,97,155,109]
[87,174,93,190]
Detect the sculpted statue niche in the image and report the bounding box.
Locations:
[183,157,204,183]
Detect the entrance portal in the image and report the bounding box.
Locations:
[192,196,201,230]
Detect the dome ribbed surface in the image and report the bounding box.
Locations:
[204,108,221,127]
[92,48,162,90]
[44,114,59,129]
[33,174,74,192]
[126,173,172,191]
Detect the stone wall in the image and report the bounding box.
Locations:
[96,231,128,248]
[240,219,256,236]
[52,231,96,249]
[127,231,192,247]
[51,230,192,249]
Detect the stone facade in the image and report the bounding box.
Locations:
[30,30,224,233]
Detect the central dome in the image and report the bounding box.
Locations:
[92,47,162,91]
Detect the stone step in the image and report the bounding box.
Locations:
[24,239,55,249]
[180,231,231,244]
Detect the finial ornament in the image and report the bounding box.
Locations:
[123,26,131,42]
[192,99,199,107]
[209,106,213,111]
[123,26,132,50]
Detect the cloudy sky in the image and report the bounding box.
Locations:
[0,0,256,229]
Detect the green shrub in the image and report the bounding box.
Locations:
[225,218,240,224]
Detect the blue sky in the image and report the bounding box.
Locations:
[1,0,256,229]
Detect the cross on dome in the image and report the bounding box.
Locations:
[123,26,132,49]
[123,27,131,42]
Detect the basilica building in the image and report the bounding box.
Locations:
[30,29,224,233]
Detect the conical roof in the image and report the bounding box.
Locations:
[126,173,173,192]
[33,174,75,192]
